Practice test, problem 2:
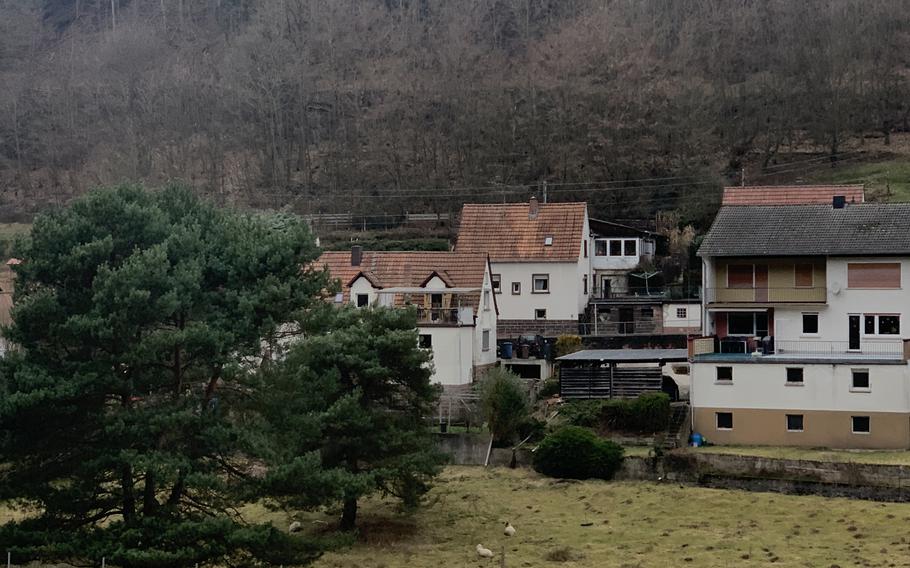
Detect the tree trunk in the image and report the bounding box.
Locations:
[340,497,358,531]
[143,471,158,516]
[121,464,136,524]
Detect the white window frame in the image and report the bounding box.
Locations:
[862,313,901,336]
[676,307,687,319]
[786,414,804,432]
[715,411,733,430]
[532,274,550,294]
[491,274,502,294]
[511,281,521,295]
[482,329,491,351]
[801,312,819,336]
[851,415,871,435]
[623,239,638,257]
[483,290,491,311]
[715,366,733,384]
[534,308,547,320]
[418,334,432,349]
[356,294,370,307]
[850,368,871,393]
[785,367,804,386]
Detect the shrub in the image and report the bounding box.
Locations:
[517,417,547,442]
[562,393,671,433]
[559,400,604,428]
[538,377,560,398]
[533,426,624,480]
[631,392,671,431]
[481,367,531,445]
[554,334,583,357]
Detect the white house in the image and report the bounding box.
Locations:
[318,248,498,386]
[455,197,590,338]
[589,218,657,298]
[691,185,910,449]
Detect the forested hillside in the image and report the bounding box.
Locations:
[0,0,908,224]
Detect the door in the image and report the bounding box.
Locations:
[849,315,861,350]
[619,307,634,334]
[601,277,611,299]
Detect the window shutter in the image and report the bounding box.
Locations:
[847,263,901,289]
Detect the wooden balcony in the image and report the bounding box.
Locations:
[705,286,826,304]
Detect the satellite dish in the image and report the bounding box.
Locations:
[831,283,842,295]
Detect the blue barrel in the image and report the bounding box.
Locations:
[690,432,704,447]
[501,342,513,359]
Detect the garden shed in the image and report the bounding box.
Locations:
[557,349,688,400]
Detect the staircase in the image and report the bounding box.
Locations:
[663,403,690,449]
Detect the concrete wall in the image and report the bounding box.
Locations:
[692,407,910,449]
[692,361,910,413]
[498,318,578,338]
[434,433,491,465]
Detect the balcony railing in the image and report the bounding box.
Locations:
[705,286,826,304]
[416,307,461,324]
[775,340,904,359]
[689,336,906,361]
[590,285,701,301]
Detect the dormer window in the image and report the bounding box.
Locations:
[544,236,553,246]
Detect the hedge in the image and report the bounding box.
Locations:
[533,426,624,480]
[561,392,671,433]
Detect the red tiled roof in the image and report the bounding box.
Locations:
[455,201,587,262]
[722,185,865,206]
[317,251,490,309]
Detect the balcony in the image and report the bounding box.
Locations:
[416,307,463,325]
[590,285,700,302]
[705,286,826,305]
[690,336,907,362]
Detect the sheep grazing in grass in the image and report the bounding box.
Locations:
[476,544,494,558]
[288,521,302,533]
[504,522,516,537]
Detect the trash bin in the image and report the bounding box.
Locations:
[519,344,530,359]
[690,432,704,447]
[501,341,513,359]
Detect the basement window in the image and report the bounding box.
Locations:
[535,309,547,320]
[786,414,804,432]
[852,416,871,434]
[716,412,733,430]
[418,334,432,349]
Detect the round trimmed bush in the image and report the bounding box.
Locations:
[533,426,624,480]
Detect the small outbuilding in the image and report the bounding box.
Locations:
[557,348,688,400]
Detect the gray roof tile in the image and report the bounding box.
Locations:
[699,203,910,257]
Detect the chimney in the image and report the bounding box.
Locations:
[351,245,363,266]
[833,195,846,209]
[529,196,539,220]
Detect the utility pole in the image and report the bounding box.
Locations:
[542,180,548,204]
[741,166,745,187]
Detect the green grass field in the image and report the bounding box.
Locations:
[805,158,910,202]
[243,466,910,568]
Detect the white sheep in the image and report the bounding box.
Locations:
[504,522,516,537]
[476,544,494,558]
[288,521,302,533]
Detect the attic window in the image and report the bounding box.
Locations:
[544,236,554,246]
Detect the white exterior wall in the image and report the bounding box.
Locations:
[773,257,910,345]
[474,267,498,367]
[421,326,475,385]
[349,276,378,305]
[591,237,649,271]
[663,303,702,330]
[692,361,910,413]
[493,261,586,321]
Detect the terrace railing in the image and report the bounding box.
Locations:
[705,287,826,304]
[775,339,904,359]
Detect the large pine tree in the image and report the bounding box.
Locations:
[257,307,445,531]
[0,185,327,566]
